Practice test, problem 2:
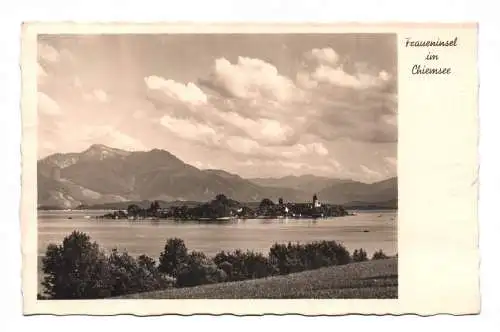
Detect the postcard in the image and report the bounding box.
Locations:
[21,22,479,315]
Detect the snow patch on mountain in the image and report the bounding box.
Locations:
[82,144,131,161]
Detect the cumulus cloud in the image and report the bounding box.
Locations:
[81,125,147,151]
[94,89,108,102]
[146,48,396,163]
[35,35,397,181]
[146,82,298,147]
[225,136,261,155]
[38,43,60,63]
[299,47,393,91]
[384,157,397,166]
[296,71,318,89]
[38,63,47,81]
[384,157,397,174]
[304,64,391,90]
[106,132,145,151]
[294,47,397,144]
[132,110,146,119]
[216,112,294,145]
[307,48,340,65]
[328,158,343,171]
[279,142,328,158]
[40,141,56,154]
[359,164,383,181]
[203,57,299,102]
[83,89,108,103]
[378,70,391,81]
[143,46,395,179]
[307,142,329,156]
[223,136,329,160]
[160,115,221,144]
[145,76,207,105]
[69,76,110,105]
[157,109,328,160]
[38,92,61,115]
[73,77,83,88]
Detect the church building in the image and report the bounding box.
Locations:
[313,194,321,208]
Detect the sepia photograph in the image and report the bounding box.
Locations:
[34,32,398,301]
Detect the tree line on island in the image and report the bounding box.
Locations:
[98,194,349,221]
[38,231,392,299]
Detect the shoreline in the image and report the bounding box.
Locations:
[37,207,398,212]
[37,232,397,299]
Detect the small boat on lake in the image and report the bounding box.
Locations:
[194,216,234,223]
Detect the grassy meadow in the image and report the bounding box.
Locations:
[117,258,397,299]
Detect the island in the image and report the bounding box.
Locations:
[94,194,349,222]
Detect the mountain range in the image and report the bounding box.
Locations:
[37,144,397,209]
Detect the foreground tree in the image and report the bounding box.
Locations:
[158,238,189,277]
[41,231,174,299]
[176,251,227,287]
[41,231,112,299]
[107,250,171,296]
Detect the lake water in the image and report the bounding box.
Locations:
[38,210,398,258]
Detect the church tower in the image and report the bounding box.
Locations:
[313,194,321,208]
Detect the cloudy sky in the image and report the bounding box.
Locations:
[37,33,397,182]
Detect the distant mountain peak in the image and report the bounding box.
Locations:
[148,148,175,155]
[85,143,123,152]
[88,143,109,149]
[82,144,130,160]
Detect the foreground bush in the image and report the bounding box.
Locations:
[41,231,172,299]
[213,250,277,281]
[106,250,173,297]
[176,251,227,287]
[269,240,351,275]
[172,239,351,287]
